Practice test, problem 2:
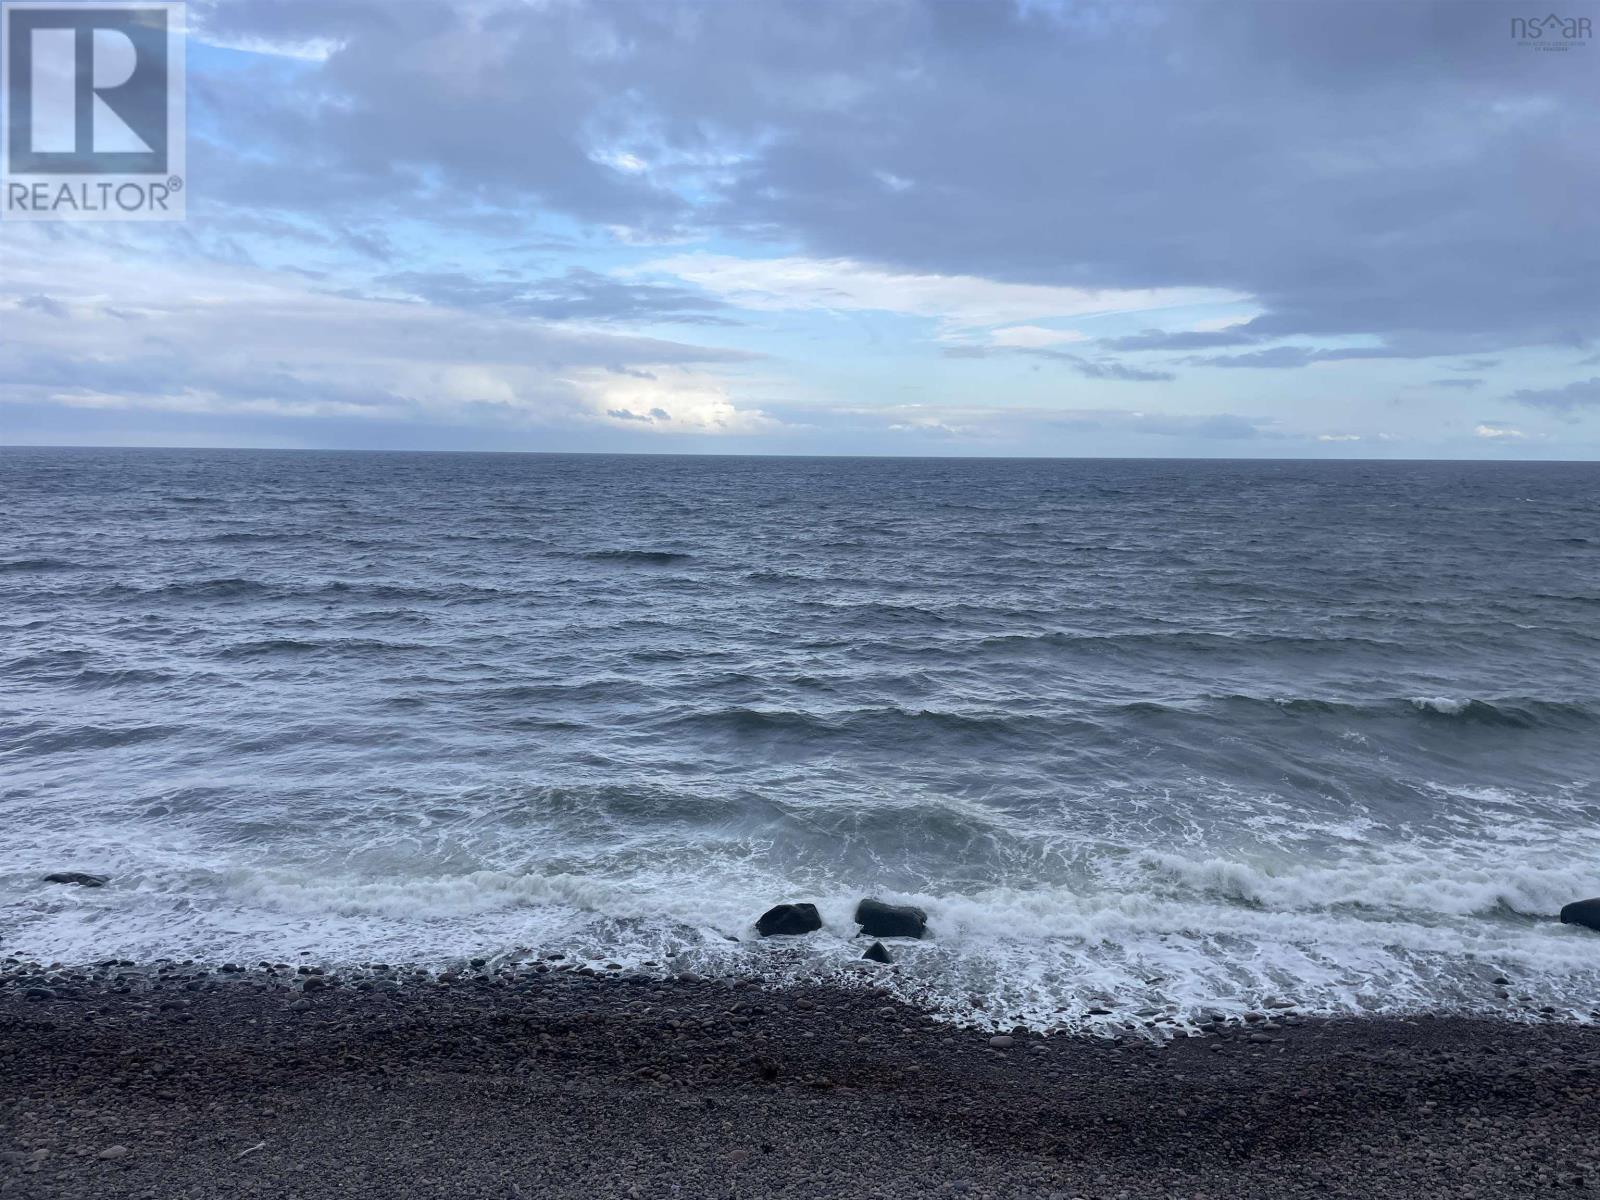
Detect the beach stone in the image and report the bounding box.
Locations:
[861,941,893,964]
[1559,898,1600,931]
[42,872,109,888]
[97,1145,129,1160]
[854,898,927,939]
[755,903,822,937]
[989,1035,1015,1048]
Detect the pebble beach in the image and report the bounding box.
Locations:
[5,958,1599,1200]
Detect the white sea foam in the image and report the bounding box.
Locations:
[8,825,1600,1032]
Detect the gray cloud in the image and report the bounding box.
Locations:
[189,0,1598,361]
[944,345,1174,382]
[1099,328,1260,352]
[376,268,736,325]
[1507,377,1600,413]
[607,406,673,423]
[1068,358,1177,383]
[1179,342,1491,369]
[20,295,69,319]
[1431,378,1483,390]
[1185,346,1359,369]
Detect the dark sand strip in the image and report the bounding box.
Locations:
[4,961,1599,1199]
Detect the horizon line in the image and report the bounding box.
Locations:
[2,442,1597,465]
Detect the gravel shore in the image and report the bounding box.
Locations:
[4,958,1599,1199]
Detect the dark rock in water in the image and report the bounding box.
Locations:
[862,941,893,964]
[854,898,927,939]
[755,902,822,937]
[43,872,109,888]
[1560,898,1600,930]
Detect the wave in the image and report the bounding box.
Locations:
[743,570,822,585]
[1,649,92,673]
[658,705,838,736]
[972,630,1407,654]
[11,848,1600,1031]
[63,666,180,689]
[215,637,429,659]
[6,722,181,755]
[809,601,955,627]
[205,531,316,545]
[577,549,695,566]
[99,577,273,600]
[318,582,483,602]
[1112,693,1598,729]
[1405,696,1594,727]
[657,704,1045,741]
[1130,848,1595,921]
[476,679,644,703]
[231,867,653,922]
[0,556,81,572]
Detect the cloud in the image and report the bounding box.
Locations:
[635,253,1237,331]
[1506,377,1600,413]
[1100,327,1261,352]
[1475,423,1527,439]
[942,344,1175,382]
[179,0,1598,367]
[607,406,671,423]
[0,236,768,436]
[586,376,778,434]
[988,325,1089,349]
[375,267,738,325]
[1185,345,1419,369]
[1065,357,1176,383]
[11,1,1598,456]
[19,294,70,319]
[1430,378,1483,390]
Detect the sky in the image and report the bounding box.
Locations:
[2,0,1598,459]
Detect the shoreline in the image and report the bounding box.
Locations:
[5,960,1599,1198]
[2,943,1582,1035]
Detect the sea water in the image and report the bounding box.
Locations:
[3,448,1598,1028]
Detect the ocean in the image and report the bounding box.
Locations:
[3,447,1599,1030]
